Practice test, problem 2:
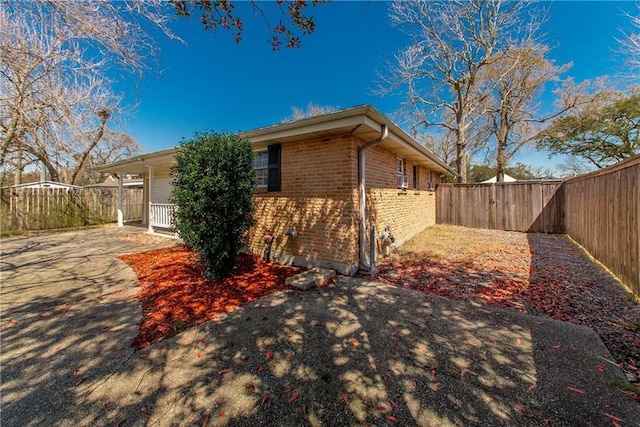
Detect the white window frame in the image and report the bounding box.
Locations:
[396,157,405,177]
[254,150,268,188]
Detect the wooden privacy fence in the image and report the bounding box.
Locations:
[436,155,639,296]
[436,180,564,233]
[563,156,639,297]
[0,187,143,233]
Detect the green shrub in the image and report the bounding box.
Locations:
[170,131,255,279]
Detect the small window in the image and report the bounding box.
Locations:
[413,165,418,189]
[254,151,268,187]
[396,158,404,176]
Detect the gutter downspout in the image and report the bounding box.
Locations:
[358,124,388,272]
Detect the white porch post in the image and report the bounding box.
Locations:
[147,166,154,233]
[141,173,149,225]
[117,172,124,227]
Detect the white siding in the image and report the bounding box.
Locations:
[151,177,173,204]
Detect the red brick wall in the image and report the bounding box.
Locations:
[248,136,360,274]
[363,144,439,249]
[247,135,442,274]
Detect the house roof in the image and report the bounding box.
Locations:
[94,105,455,176]
[481,174,517,183]
[11,180,82,190]
[84,174,144,188]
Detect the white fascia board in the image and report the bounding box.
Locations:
[93,148,176,173]
[242,115,372,143]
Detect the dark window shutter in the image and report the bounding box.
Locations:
[267,144,281,192]
[413,165,418,189]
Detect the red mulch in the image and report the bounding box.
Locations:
[119,246,304,349]
[374,233,640,382]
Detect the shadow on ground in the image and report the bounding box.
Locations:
[79,279,638,427]
[0,227,175,427]
[2,228,638,426]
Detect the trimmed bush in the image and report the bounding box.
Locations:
[170,131,255,279]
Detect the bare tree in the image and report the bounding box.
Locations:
[378,0,543,182]
[617,3,640,78]
[479,44,573,181]
[0,1,172,184]
[284,102,340,122]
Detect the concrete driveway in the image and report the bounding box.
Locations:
[1,227,639,426]
[0,226,176,426]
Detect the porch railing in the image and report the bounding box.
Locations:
[150,203,176,229]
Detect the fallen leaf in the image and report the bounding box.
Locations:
[73,368,81,376]
[256,364,263,372]
[387,415,399,423]
[431,368,437,377]
[553,343,562,349]
[140,406,148,414]
[196,353,201,359]
[202,414,210,427]
[301,404,306,415]
[351,338,359,347]
[567,386,585,395]
[286,353,292,360]
[603,413,623,423]
[377,404,387,411]
[218,368,232,375]
[288,391,299,403]
[261,393,268,405]
[266,350,273,360]
[218,412,225,418]
[597,363,606,373]
[343,394,349,404]
[529,384,537,391]
[389,400,399,408]
[370,363,377,372]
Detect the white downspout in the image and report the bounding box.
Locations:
[358,124,388,271]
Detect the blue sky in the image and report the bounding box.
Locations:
[121,1,639,172]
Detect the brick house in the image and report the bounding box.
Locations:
[95,105,454,275]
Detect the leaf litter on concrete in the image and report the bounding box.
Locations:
[374,225,640,396]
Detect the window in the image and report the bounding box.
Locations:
[396,158,404,177]
[254,151,268,187]
[413,165,418,189]
[396,157,407,188]
[254,144,281,191]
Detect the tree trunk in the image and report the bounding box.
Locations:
[456,122,468,183]
[14,148,22,185]
[70,110,110,185]
[21,144,60,182]
[495,113,508,183]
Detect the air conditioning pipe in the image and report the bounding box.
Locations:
[358,124,388,275]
